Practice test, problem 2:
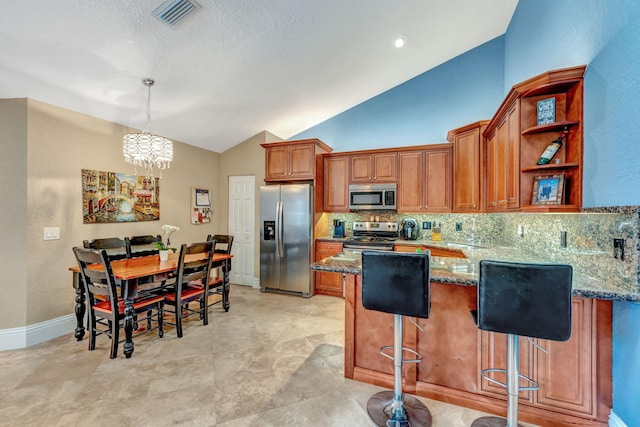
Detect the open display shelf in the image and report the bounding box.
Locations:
[518,66,585,212]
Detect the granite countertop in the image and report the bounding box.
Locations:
[311,238,640,302]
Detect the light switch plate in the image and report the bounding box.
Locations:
[44,227,60,240]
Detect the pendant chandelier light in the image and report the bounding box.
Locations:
[123,78,173,178]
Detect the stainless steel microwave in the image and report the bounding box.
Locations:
[348,184,397,210]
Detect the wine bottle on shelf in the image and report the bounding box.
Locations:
[537,131,566,165]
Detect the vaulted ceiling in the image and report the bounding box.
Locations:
[0,0,518,153]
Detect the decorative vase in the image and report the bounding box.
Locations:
[159,250,170,261]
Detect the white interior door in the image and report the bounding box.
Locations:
[228,175,255,287]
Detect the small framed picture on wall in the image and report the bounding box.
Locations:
[191,188,212,224]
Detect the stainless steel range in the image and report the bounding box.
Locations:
[342,221,399,251]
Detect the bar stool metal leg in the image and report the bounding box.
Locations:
[366,315,432,427]
[507,334,520,426]
[471,335,525,427]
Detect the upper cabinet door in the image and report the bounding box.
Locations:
[262,139,332,182]
[350,154,373,183]
[372,153,397,182]
[506,102,520,210]
[288,144,315,179]
[449,121,488,213]
[423,148,452,212]
[264,146,290,180]
[350,153,397,183]
[324,156,350,212]
[397,146,451,213]
[397,151,424,212]
[485,131,498,211]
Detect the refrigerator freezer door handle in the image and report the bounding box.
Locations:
[276,201,284,258]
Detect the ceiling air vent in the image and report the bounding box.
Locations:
[152,0,201,27]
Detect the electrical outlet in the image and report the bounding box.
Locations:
[614,238,625,261]
[422,221,431,230]
[455,222,463,231]
[560,231,567,248]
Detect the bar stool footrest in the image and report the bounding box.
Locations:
[480,368,540,392]
[380,345,423,364]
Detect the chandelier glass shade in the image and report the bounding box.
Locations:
[123,78,173,177]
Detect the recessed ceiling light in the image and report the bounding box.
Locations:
[394,34,407,48]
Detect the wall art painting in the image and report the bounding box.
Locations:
[82,169,160,223]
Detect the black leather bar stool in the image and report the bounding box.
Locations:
[361,250,432,427]
[471,260,573,427]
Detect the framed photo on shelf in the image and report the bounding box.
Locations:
[531,174,565,205]
[537,97,556,125]
[191,188,213,224]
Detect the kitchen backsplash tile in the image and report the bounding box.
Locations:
[327,206,640,293]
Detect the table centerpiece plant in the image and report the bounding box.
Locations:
[152,224,180,260]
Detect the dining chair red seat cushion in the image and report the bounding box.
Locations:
[93,295,164,315]
[209,277,223,287]
[163,285,204,302]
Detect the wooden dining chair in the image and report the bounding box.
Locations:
[125,234,162,259]
[161,241,214,337]
[83,237,128,261]
[206,234,234,310]
[72,247,164,359]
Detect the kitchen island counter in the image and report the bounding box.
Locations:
[312,242,613,427]
[311,240,640,302]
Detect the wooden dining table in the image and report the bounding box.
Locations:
[69,252,232,358]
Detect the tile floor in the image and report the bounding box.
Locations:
[0,285,539,426]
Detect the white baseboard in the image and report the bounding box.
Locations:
[0,314,76,351]
[610,410,628,427]
[251,276,260,288]
[228,276,260,288]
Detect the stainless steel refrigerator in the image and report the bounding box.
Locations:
[260,184,313,297]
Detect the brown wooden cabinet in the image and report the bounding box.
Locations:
[345,276,612,427]
[485,102,520,211]
[478,297,611,423]
[484,66,585,212]
[314,241,344,297]
[397,144,452,213]
[448,121,488,212]
[261,139,332,182]
[323,155,350,212]
[350,152,397,183]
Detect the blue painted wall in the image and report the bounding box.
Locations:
[294,0,640,424]
[506,1,640,425]
[291,37,505,152]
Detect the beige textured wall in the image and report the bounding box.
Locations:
[0,99,28,328]
[1,98,221,327]
[218,131,284,278]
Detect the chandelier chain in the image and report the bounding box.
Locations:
[145,78,153,133]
